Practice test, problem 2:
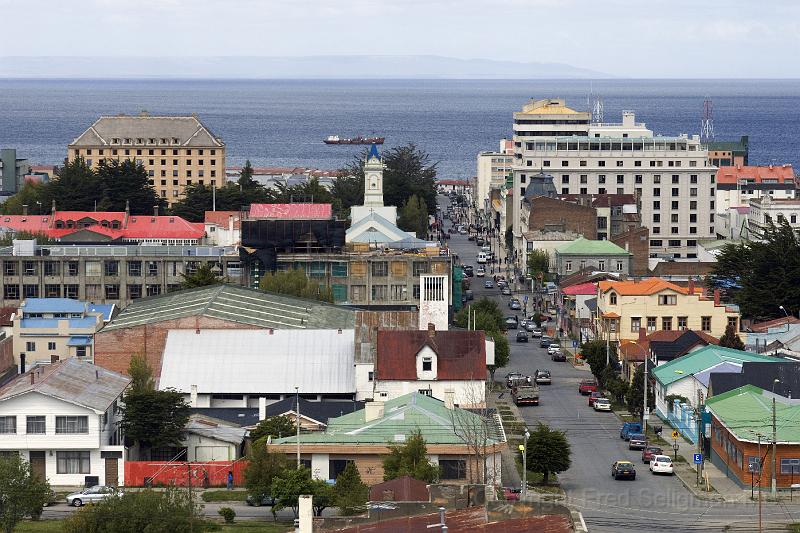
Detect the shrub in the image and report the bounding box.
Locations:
[218,507,236,524]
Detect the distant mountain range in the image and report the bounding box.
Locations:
[0,55,610,79]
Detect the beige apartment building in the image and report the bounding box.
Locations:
[68,113,225,204]
[476,139,513,215]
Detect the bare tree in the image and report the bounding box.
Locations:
[448,381,500,485]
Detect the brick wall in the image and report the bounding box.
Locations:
[528,196,597,240]
[611,226,650,277]
[94,316,261,377]
[0,336,13,375]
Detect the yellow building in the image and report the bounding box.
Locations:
[596,278,740,343]
[68,113,225,204]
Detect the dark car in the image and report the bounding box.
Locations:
[540,336,553,348]
[516,331,529,343]
[534,369,552,385]
[465,289,474,301]
[551,351,567,362]
[628,433,647,450]
[612,461,636,480]
[642,445,664,464]
[476,238,485,246]
[509,298,522,310]
[246,494,276,507]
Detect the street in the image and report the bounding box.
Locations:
[441,196,800,532]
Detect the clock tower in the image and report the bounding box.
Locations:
[363,144,384,207]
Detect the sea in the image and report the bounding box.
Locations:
[0,79,798,180]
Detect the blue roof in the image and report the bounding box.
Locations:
[88,304,114,321]
[67,336,93,347]
[19,317,99,330]
[21,298,86,314]
[368,144,381,160]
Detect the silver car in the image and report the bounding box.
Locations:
[66,485,121,507]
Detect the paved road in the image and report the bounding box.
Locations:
[440,201,800,532]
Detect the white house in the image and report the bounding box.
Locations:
[0,359,130,487]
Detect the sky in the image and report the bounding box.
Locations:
[1,0,798,78]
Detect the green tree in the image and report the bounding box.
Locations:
[454,297,504,332]
[382,430,440,483]
[120,389,190,456]
[718,322,746,350]
[244,444,289,508]
[398,194,429,237]
[309,479,334,517]
[333,462,368,516]
[127,353,155,393]
[486,332,509,385]
[527,249,550,282]
[250,415,296,443]
[271,466,315,518]
[581,339,616,381]
[39,157,103,212]
[0,454,51,533]
[259,268,333,302]
[62,487,203,533]
[525,423,571,484]
[0,181,46,215]
[180,263,224,289]
[626,362,655,417]
[330,173,363,219]
[238,160,258,190]
[94,159,167,214]
[170,183,252,222]
[0,231,56,246]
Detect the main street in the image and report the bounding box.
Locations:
[440,196,800,532]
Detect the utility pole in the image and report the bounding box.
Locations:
[642,357,648,436]
[187,462,194,533]
[696,389,704,487]
[772,395,778,496]
[296,386,301,468]
[521,429,530,499]
[758,433,763,533]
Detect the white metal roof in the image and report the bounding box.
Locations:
[159,329,355,395]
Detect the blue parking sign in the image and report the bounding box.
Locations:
[693,453,703,464]
[523,295,528,302]
[572,340,578,348]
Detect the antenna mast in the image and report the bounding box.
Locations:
[588,84,603,125]
[701,98,715,143]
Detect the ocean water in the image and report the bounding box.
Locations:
[0,79,798,179]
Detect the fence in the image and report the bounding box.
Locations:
[124,460,248,488]
[664,399,699,444]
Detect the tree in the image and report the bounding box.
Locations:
[42,157,102,212]
[259,268,334,302]
[525,423,571,484]
[62,487,203,533]
[0,181,46,215]
[271,466,315,518]
[120,389,190,456]
[94,159,167,214]
[486,332,509,385]
[580,339,616,382]
[398,194,429,237]
[180,263,224,289]
[0,231,56,246]
[626,362,655,417]
[244,444,289,508]
[719,322,746,350]
[238,160,258,190]
[0,454,51,533]
[333,462,368,516]
[250,415,296,443]
[454,297,504,332]
[127,353,154,393]
[382,430,440,483]
[527,249,550,282]
[330,173,363,219]
[170,183,252,222]
[310,479,334,517]
[449,383,496,484]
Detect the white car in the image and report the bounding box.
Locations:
[593,398,612,411]
[66,485,122,507]
[650,455,674,475]
[476,267,486,277]
[547,343,561,355]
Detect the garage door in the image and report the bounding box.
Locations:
[194,446,230,462]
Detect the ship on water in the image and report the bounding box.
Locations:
[324,135,385,145]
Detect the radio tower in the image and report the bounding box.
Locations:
[587,84,604,124]
[700,98,715,143]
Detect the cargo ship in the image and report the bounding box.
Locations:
[324,135,385,145]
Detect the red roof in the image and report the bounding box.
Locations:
[716,165,795,185]
[248,203,332,220]
[562,282,596,296]
[749,316,800,333]
[204,211,242,230]
[124,216,205,239]
[376,330,486,381]
[368,475,429,502]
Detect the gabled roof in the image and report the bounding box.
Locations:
[598,277,700,296]
[556,237,630,256]
[369,475,430,502]
[375,330,486,381]
[159,329,356,395]
[101,284,355,331]
[716,165,795,185]
[709,361,800,398]
[70,115,224,148]
[0,359,129,413]
[248,203,332,220]
[346,211,411,244]
[692,361,743,388]
[273,392,502,445]
[368,144,381,160]
[204,211,242,229]
[749,316,800,333]
[186,416,247,445]
[648,330,719,362]
[706,385,800,444]
[651,346,779,387]
[561,282,597,296]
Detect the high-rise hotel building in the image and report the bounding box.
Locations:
[68,113,225,204]
[511,99,715,259]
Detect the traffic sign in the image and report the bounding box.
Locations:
[572,340,578,348]
[693,453,703,465]
[523,295,528,302]
[672,430,679,439]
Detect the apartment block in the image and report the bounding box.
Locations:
[68,113,225,204]
[476,139,513,214]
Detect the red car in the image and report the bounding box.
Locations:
[642,445,663,464]
[578,379,598,395]
[503,488,520,501]
[588,391,604,407]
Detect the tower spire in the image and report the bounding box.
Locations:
[363,144,385,208]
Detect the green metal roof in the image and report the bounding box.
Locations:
[556,237,631,256]
[652,346,779,387]
[273,392,502,445]
[101,284,355,331]
[706,385,800,444]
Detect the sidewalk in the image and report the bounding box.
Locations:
[487,387,522,489]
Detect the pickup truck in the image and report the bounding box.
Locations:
[620,422,643,441]
[512,384,540,406]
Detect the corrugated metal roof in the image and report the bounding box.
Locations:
[375,330,486,381]
[186,416,247,445]
[21,298,87,314]
[249,203,332,220]
[652,346,779,387]
[20,317,100,329]
[706,385,800,444]
[67,336,93,347]
[0,358,130,412]
[159,329,355,394]
[101,284,355,331]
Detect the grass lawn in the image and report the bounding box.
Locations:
[13,521,63,533]
[201,490,249,502]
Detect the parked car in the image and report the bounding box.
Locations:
[476,238,485,246]
[534,369,552,385]
[588,391,604,407]
[551,351,566,362]
[547,343,561,355]
[612,461,636,480]
[620,422,643,440]
[649,455,674,475]
[642,446,663,464]
[540,336,553,348]
[506,373,530,388]
[476,267,486,277]
[530,326,542,336]
[246,494,277,507]
[468,235,476,241]
[66,486,121,507]
[516,331,529,342]
[628,433,647,450]
[509,298,522,310]
[484,280,494,289]
[505,316,518,329]
[465,289,474,301]
[501,287,512,296]
[503,487,521,501]
[578,379,598,395]
[593,398,612,411]
[512,384,540,406]
[458,226,468,235]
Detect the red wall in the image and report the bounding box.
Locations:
[124,460,249,487]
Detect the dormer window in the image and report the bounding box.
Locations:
[610,292,617,305]
[422,357,432,372]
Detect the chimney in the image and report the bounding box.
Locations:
[228,214,234,236]
[195,316,200,334]
[22,204,28,215]
[298,495,313,533]
[638,327,647,343]
[713,289,720,306]
[258,396,267,421]
[19,353,25,374]
[154,205,159,217]
[95,369,99,380]
[444,389,455,410]
[688,277,695,296]
[190,384,198,408]
[51,355,59,364]
[364,400,384,422]
[125,200,130,217]
[51,199,56,216]
[427,323,436,338]
[30,372,34,385]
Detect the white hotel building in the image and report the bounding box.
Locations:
[511,99,716,259]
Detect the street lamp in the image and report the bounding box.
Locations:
[771,379,780,496]
[520,428,530,499]
[779,305,790,332]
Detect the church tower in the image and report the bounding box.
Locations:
[363,144,384,207]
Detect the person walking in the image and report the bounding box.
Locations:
[227,470,234,490]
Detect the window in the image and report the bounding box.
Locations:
[23,261,37,275]
[610,292,617,305]
[701,316,711,332]
[25,341,35,351]
[781,458,800,474]
[422,357,432,372]
[4,261,18,276]
[44,262,60,276]
[105,284,120,300]
[562,160,569,167]
[328,459,352,481]
[690,188,698,197]
[128,284,142,300]
[439,460,467,480]
[672,175,680,184]
[85,261,102,276]
[56,451,90,474]
[48,342,56,350]
[598,160,605,167]
[647,317,657,332]
[598,260,605,271]
[616,260,624,271]
[412,284,421,299]
[127,261,142,277]
[653,175,661,184]
[56,416,88,434]
[617,175,624,184]
[653,214,660,223]
[412,261,429,276]
[616,160,624,167]
[635,174,643,184]
[598,175,606,184]
[650,240,663,247]
[561,175,569,184]
[0,416,16,434]
[390,284,408,301]
[26,416,45,434]
[371,262,388,277]
[677,316,687,329]
[64,284,79,299]
[565,261,572,272]
[580,175,587,184]
[653,201,660,210]
[23,284,39,298]
[631,317,641,333]
[371,285,387,300]
[543,160,550,167]
[658,294,677,306]
[654,188,660,197]
[662,317,673,330]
